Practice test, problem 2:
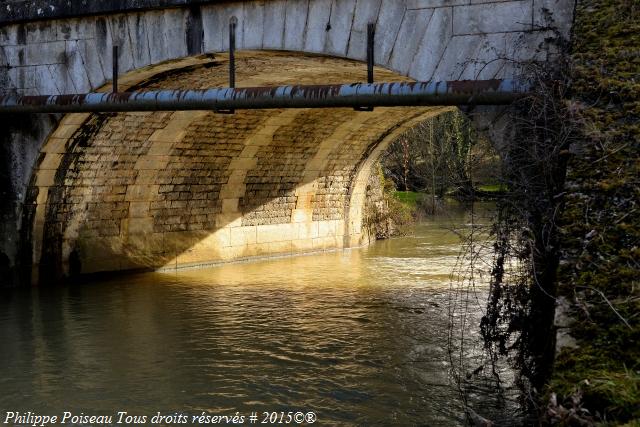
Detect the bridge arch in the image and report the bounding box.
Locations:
[0,0,574,284]
[26,51,452,282]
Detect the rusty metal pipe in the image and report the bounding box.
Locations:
[0,79,531,114]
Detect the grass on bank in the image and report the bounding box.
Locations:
[476,184,509,193]
[393,191,424,208]
[393,184,506,207]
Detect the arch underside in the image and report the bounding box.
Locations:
[29,51,451,282]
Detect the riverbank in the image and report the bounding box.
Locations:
[549,0,639,424]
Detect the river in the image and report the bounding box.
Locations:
[0,202,520,426]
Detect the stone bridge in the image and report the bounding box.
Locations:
[0,0,573,285]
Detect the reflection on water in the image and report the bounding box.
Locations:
[0,202,511,426]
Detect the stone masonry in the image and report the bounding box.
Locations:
[27,52,446,282]
[0,0,575,283]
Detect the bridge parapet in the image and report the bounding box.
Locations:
[1,0,574,97]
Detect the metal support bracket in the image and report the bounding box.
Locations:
[355,22,376,112]
[112,45,118,94]
[217,16,237,114]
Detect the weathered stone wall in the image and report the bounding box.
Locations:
[26,52,447,283]
[0,0,573,96]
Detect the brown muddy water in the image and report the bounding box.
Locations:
[0,202,521,426]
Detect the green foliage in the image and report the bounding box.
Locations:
[548,0,640,424]
[550,351,640,422]
[380,109,496,197]
[364,164,415,239]
[393,191,423,208]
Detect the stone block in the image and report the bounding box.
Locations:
[134,156,169,170]
[128,201,150,218]
[175,248,215,265]
[292,209,311,223]
[324,0,357,56]
[48,61,77,93]
[533,0,574,37]
[256,223,297,244]
[243,1,264,49]
[143,11,168,64]
[60,113,91,127]
[30,65,57,95]
[52,124,79,139]
[216,213,243,228]
[375,0,406,64]
[318,220,337,237]
[219,183,246,199]
[36,169,57,187]
[227,245,255,261]
[291,238,314,252]
[124,232,165,254]
[125,13,152,69]
[7,65,35,89]
[304,0,332,53]
[433,34,484,80]
[229,157,257,170]
[135,169,157,184]
[25,40,65,65]
[202,1,244,52]
[149,127,186,143]
[298,221,319,239]
[283,0,309,51]
[230,226,257,246]
[346,0,383,60]
[39,153,63,170]
[196,228,231,249]
[59,18,97,41]
[77,236,123,262]
[146,142,174,156]
[36,187,50,205]
[238,145,260,159]
[125,184,159,201]
[458,32,509,80]
[268,240,292,254]
[221,198,239,213]
[408,7,453,81]
[0,26,19,46]
[261,0,286,49]
[64,40,92,93]
[453,1,533,35]
[2,46,24,68]
[245,242,270,257]
[408,0,470,6]
[389,8,434,76]
[123,217,154,235]
[312,236,338,250]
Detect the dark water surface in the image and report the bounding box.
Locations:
[1,204,506,426]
